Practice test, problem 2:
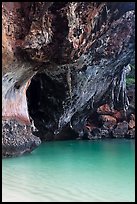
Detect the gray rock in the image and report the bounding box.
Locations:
[112,121,129,138]
[2,119,41,158]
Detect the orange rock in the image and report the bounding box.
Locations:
[97,104,112,114]
[128,114,135,129]
[130,114,135,121]
[2,79,31,125]
[99,115,117,129]
[99,115,117,124]
[85,123,96,132]
[128,120,135,129]
[112,110,123,121]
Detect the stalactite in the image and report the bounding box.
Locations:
[116,64,131,116]
[67,66,72,100]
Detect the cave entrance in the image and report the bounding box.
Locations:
[26,73,65,135]
[26,73,78,141]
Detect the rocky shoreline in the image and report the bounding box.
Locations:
[2,2,135,157]
[2,96,135,158]
[2,120,41,158]
[77,84,135,140]
[83,104,135,140]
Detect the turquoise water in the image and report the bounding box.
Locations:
[2,139,135,202]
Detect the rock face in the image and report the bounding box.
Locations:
[2,120,41,158]
[85,103,135,140]
[2,2,135,157]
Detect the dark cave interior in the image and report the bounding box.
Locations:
[26,73,78,141]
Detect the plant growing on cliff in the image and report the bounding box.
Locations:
[126,64,135,85]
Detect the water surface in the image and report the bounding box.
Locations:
[2,139,135,202]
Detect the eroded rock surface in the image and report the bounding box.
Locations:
[2,2,135,157]
[85,103,135,140]
[2,120,41,158]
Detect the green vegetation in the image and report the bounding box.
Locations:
[126,77,135,85]
[126,64,135,85]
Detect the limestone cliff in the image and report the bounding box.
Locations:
[2,2,135,157]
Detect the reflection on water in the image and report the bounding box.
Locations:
[2,139,135,202]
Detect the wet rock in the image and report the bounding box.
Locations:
[2,119,41,158]
[99,128,110,138]
[33,130,54,142]
[88,128,102,140]
[87,125,111,139]
[112,121,129,138]
[54,126,78,140]
[126,128,135,139]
